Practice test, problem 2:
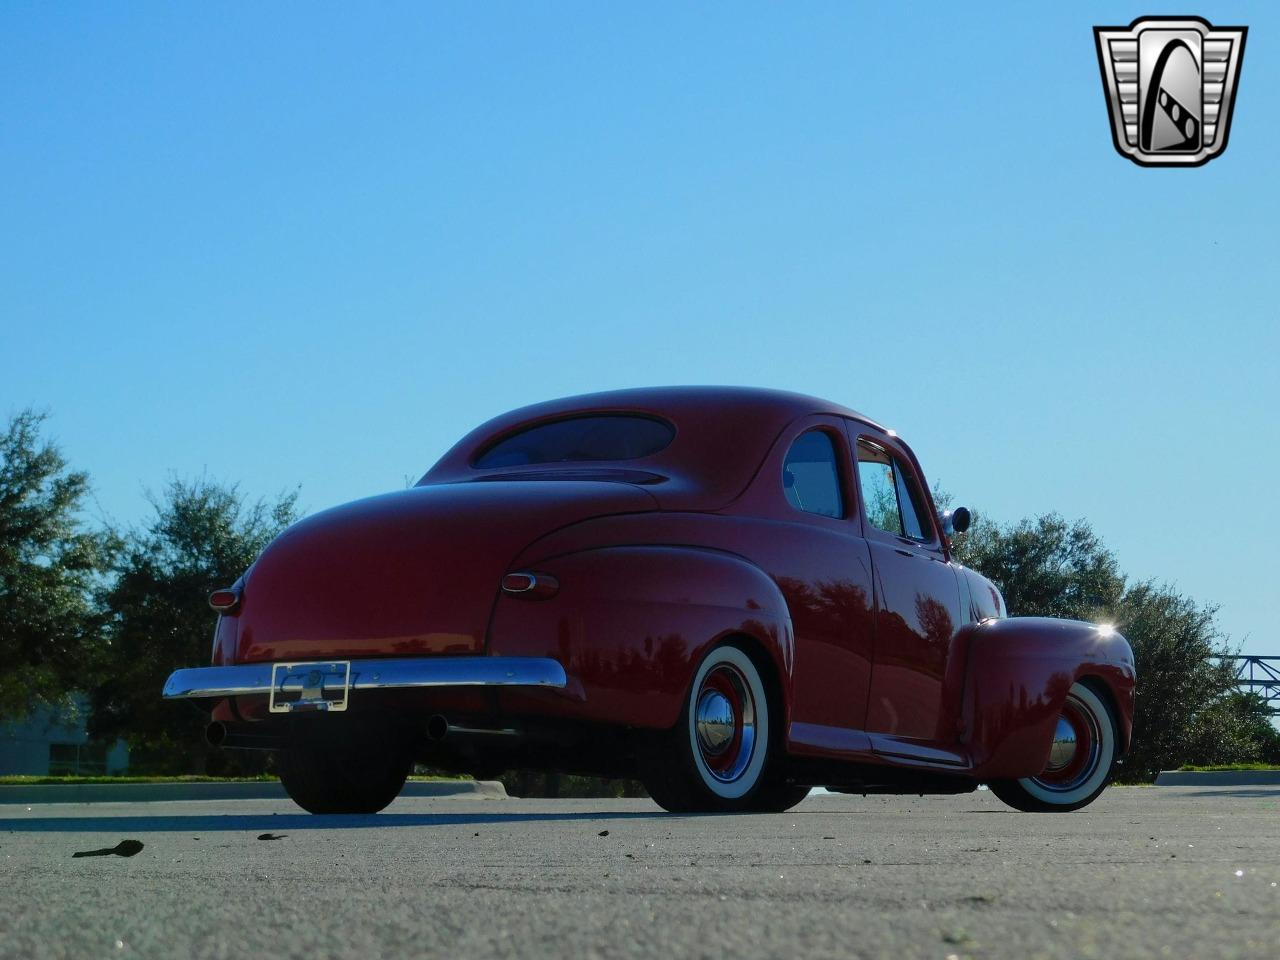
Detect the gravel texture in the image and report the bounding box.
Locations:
[1,785,1277,959]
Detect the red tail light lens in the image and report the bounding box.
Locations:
[208,589,240,613]
[501,572,559,600]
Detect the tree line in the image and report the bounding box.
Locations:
[2,408,1277,782]
[1,410,298,775]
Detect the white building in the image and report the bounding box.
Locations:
[0,696,129,776]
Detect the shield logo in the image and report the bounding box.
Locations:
[1094,17,1246,167]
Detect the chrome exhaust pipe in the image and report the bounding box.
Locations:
[203,721,283,751]
[425,715,520,742]
[205,721,228,748]
[426,714,450,742]
[446,724,521,737]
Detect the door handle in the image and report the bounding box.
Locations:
[894,548,913,558]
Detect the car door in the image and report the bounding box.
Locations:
[729,416,877,752]
[848,424,965,759]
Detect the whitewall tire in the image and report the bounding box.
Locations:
[990,681,1118,813]
[641,641,806,813]
[686,645,770,800]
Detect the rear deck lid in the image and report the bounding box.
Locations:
[234,481,654,663]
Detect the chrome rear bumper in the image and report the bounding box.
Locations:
[162,656,568,701]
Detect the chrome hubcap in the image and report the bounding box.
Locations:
[695,690,734,755]
[693,663,757,783]
[1032,693,1102,793]
[1045,716,1079,771]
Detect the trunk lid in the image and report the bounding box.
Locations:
[233,481,654,663]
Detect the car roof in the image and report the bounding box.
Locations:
[421,386,890,510]
[456,386,884,432]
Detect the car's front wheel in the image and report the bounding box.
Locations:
[278,725,412,815]
[989,681,1118,813]
[642,642,803,813]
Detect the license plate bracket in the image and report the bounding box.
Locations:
[268,661,352,713]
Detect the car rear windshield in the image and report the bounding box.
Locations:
[473,415,675,468]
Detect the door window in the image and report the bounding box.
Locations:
[856,440,934,542]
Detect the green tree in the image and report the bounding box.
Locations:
[1181,691,1280,768]
[0,410,112,720]
[1106,581,1252,781]
[90,477,299,774]
[950,513,1125,619]
[952,511,1269,781]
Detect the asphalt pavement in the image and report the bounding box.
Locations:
[1,785,1277,960]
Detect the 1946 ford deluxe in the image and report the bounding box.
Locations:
[163,387,1135,814]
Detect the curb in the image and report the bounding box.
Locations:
[0,779,507,805]
[1154,770,1280,786]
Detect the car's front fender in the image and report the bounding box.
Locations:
[961,616,1135,780]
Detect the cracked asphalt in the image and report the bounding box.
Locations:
[1,785,1277,960]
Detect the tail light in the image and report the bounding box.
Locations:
[501,571,559,600]
[208,588,241,613]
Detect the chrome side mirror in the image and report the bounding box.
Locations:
[940,507,971,536]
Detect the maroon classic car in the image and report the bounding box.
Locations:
[164,387,1135,815]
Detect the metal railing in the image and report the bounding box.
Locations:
[1225,656,1280,715]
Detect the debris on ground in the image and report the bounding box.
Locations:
[73,840,144,859]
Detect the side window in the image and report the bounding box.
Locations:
[782,430,844,519]
[856,441,903,535]
[856,440,935,542]
[895,465,928,540]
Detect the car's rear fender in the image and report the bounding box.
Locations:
[488,545,794,730]
[961,616,1135,780]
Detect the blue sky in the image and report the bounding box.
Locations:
[2,3,1276,654]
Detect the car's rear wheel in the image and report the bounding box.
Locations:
[278,725,412,815]
[642,642,800,813]
[989,682,1118,813]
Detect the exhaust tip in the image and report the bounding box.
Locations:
[205,721,227,748]
[426,714,449,742]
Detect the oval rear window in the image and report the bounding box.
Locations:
[474,415,675,468]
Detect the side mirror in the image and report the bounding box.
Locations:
[940,507,971,536]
